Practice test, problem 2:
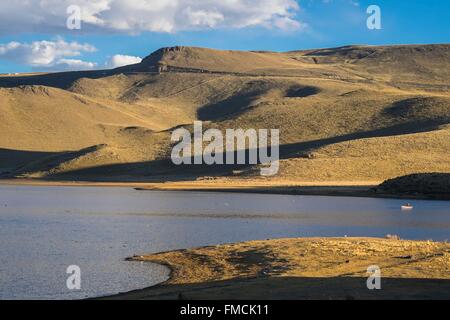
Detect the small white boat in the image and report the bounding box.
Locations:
[401,203,414,210]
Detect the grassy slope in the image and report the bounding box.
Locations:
[0,44,449,182]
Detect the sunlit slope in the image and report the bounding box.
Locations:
[289,44,450,89]
[120,46,336,75]
[0,85,181,150]
[0,44,449,181]
[0,85,175,177]
[279,125,450,181]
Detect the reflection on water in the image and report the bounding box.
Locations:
[0,185,449,299]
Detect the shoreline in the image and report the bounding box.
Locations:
[103,237,450,300]
[135,186,449,200]
[1,178,448,200]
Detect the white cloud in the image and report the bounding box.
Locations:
[183,7,225,28]
[0,0,302,34]
[0,39,97,71]
[0,38,146,71]
[272,16,305,31]
[106,54,142,68]
[50,59,98,71]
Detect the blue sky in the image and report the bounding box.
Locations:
[0,0,449,73]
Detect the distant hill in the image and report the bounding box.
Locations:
[1,44,449,182]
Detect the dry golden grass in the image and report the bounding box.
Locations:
[1,44,449,183]
[106,237,450,300]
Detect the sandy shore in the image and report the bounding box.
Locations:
[104,237,450,300]
[0,178,380,187]
[2,178,447,200]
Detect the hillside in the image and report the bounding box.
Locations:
[0,44,449,183]
[375,173,450,199]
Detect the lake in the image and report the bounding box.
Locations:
[0,185,448,299]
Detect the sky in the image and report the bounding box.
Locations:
[0,0,449,73]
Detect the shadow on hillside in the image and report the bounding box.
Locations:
[197,91,261,121]
[18,119,445,182]
[285,85,321,98]
[0,70,118,90]
[105,276,450,300]
[0,145,105,178]
[198,84,322,121]
[0,148,63,176]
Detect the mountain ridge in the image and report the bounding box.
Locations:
[1,43,449,182]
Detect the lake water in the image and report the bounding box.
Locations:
[0,185,449,299]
